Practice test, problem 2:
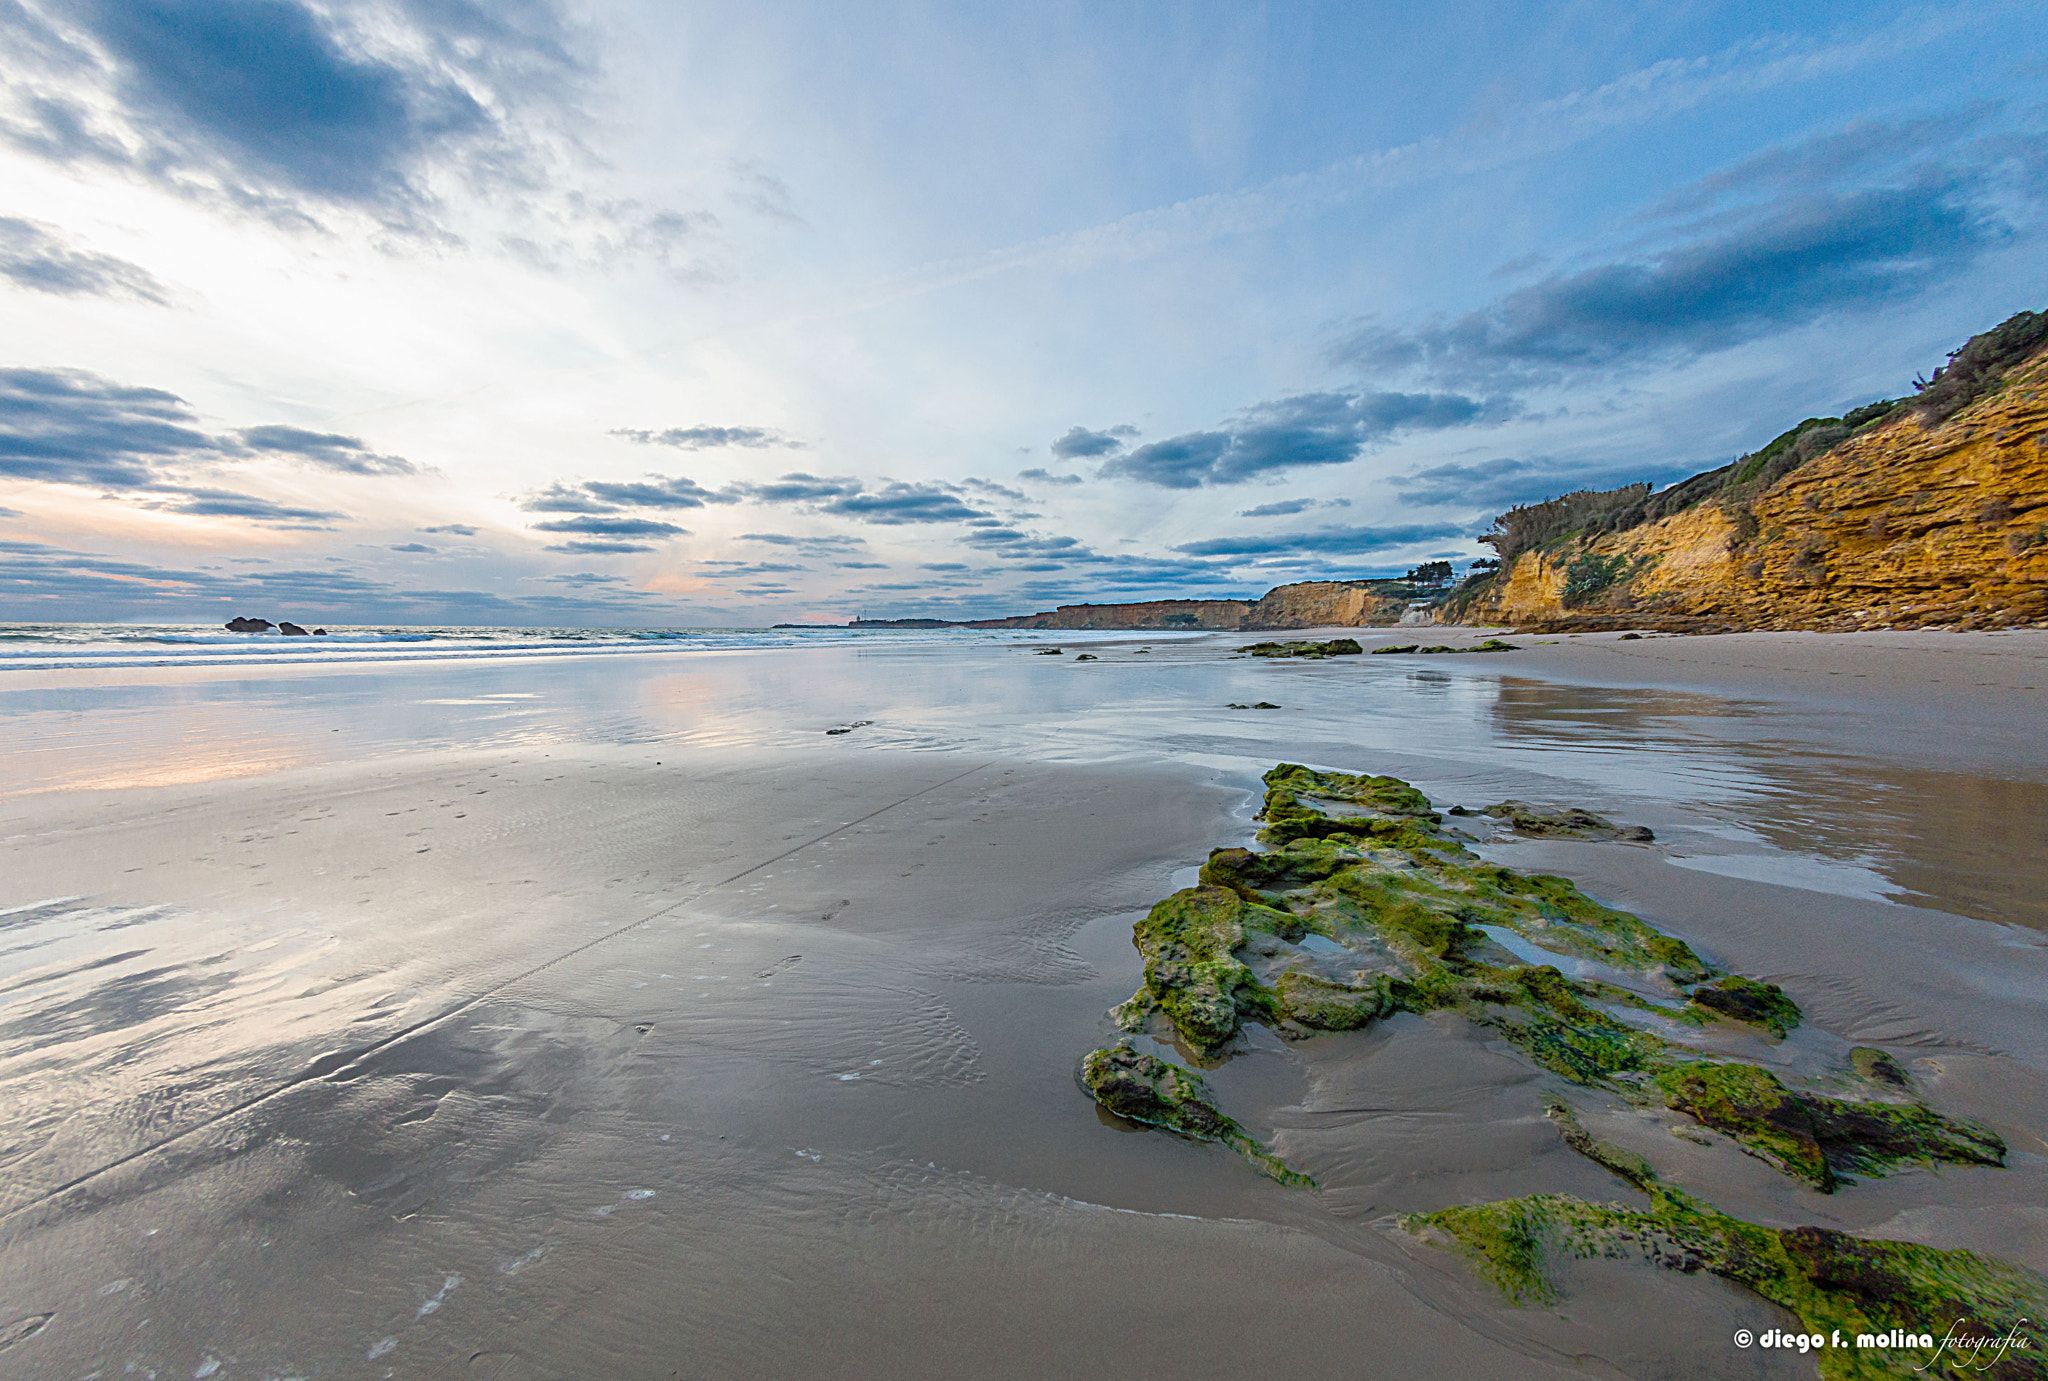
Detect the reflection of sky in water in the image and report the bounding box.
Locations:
[3,640,2041,928]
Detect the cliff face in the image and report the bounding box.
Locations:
[1242,581,1414,629]
[1461,347,2048,632]
[963,583,1423,631]
[968,599,1252,630]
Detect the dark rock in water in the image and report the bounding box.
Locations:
[1469,638,1519,652]
[224,616,274,632]
[1417,645,1456,654]
[825,719,875,736]
[1252,701,1281,709]
[1370,644,1419,654]
[1483,800,1654,842]
[278,621,309,636]
[312,628,327,635]
[1688,975,1801,1037]
[1074,653,1097,660]
[1034,647,1063,654]
[1618,632,1643,640]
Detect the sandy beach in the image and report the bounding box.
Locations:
[3,628,2045,1378]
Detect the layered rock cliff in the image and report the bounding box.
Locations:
[1456,326,2048,632]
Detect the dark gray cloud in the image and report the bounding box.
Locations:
[739,531,866,554]
[529,515,687,537]
[1392,455,1691,511]
[697,560,806,577]
[1,366,216,486]
[834,560,888,569]
[1644,110,1995,220]
[727,472,863,503]
[960,528,1096,562]
[1338,165,2014,390]
[0,367,414,524]
[1173,522,1470,558]
[919,562,971,572]
[386,541,435,552]
[239,424,417,475]
[0,505,21,518]
[520,481,616,514]
[1050,424,1137,460]
[140,487,344,524]
[611,425,800,450]
[1238,497,1351,518]
[543,538,657,554]
[529,571,627,585]
[0,217,166,300]
[584,475,732,509]
[1018,467,1083,485]
[418,523,476,535]
[819,482,988,524]
[0,0,583,225]
[1103,391,1499,489]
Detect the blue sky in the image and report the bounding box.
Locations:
[2,0,2045,625]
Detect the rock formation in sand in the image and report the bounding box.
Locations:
[1088,764,2003,1190]
[1078,764,2044,1373]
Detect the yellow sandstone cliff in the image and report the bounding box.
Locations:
[1465,345,2048,632]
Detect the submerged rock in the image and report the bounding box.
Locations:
[1098,763,2002,1190]
[1407,1105,2047,1378]
[1236,638,1363,658]
[1075,653,1097,661]
[1078,1041,1312,1185]
[1482,800,1655,842]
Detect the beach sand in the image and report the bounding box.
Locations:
[2,629,2043,1378]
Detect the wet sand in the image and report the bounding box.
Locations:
[2,629,2043,1378]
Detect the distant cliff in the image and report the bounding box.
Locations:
[1448,309,2048,632]
[958,582,1425,631]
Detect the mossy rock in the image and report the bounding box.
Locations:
[1482,799,1654,842]
[1689,974,1801,1036]
[1080,1042,1313,1185]
[1129,886,1287,1053]
[1277,971,1394,1030]
[1098,763,2000,1192]
[1408,1105,2046,1380]
[1652,1063,2003,1191]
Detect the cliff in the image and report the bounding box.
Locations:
[1454,317,2048,632]
[965,598,1253,630]
[957,582,1427,631]
[1240,581,1416,629]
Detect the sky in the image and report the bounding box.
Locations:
[2,1,2045,627]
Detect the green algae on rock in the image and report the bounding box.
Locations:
[1407,1106,2048,1381]
[1688,973,1800,1035]
[1480,799,1655,842]
[1097,764,2003,1190]
[1237,638,1364,658]
[1079,1041,1313,1186]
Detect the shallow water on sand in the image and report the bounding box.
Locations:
[1,632,2044,1378]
